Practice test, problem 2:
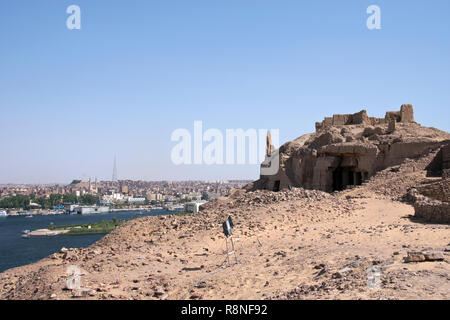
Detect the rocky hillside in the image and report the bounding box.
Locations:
[0,149,449,300]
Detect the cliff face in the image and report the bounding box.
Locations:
[249,105,450,193]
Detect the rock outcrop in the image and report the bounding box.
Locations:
[250,105,450,193]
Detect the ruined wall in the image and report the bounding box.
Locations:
[330,110,370,126]
[316,105,413,132]
[416,179,450,203]
[384,104,414,123]
[409,176,449,223]
[413,195,450,223]
[352,110,370,125]
[369,117,387,126]
[400,104,415,123]
[385,111,401,122]
[316,110,372,131]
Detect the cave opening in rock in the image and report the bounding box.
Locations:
[333,167,344,191]
[348,169,355,186]
[332,167,363,191]
[273,180,281,192]
[356,171,363,185]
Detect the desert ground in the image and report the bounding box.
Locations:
[0,151,448,300]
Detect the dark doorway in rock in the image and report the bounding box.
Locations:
[333,167,361,191]
[273,180,281,192]
[363,172,369,181]
[355,172,363,185]
[333,167,344,191]
[348,169,355,186]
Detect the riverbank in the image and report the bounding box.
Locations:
[2,206,176,216]
[28,229,69,236]
[0,208,173,273]
[1,157,449,300]
[48,219,125,235]
[27,219,125,236]
[1,189,448,300]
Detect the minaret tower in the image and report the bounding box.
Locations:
[112,156,118,182]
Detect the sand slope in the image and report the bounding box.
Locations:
[0,153,449,300]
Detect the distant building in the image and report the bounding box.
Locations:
[128,197,146,204]
[64,204,80,213]
[184,200,207,214]
[102,193,124,203]
[77,206,110,214]
[147,193,163,201]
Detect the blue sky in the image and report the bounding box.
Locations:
[1,0,449,184]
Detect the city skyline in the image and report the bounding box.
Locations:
[1,1,450,184]
[0,178,254,187]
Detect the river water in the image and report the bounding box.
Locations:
[0,209,172,273]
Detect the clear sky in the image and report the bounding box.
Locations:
[1,0,449,184]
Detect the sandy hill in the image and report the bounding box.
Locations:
[1,105,449,300]
[0,147,449,300]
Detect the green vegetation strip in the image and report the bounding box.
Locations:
[174,211,193,216]
[49,218,125,235]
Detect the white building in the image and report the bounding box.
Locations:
[128,197,146,204]
[184,200,207,214]
[102,193,125,203]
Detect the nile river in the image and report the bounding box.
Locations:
[0,209,171,273]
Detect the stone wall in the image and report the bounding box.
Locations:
[416,179,450,203]
[411,179,450,223]
[384,104,414,123]
[385,111,401,123]
[413,194,450,223]
[316,105,414,132]
[316,110,371,131]
[369,117,387,126]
